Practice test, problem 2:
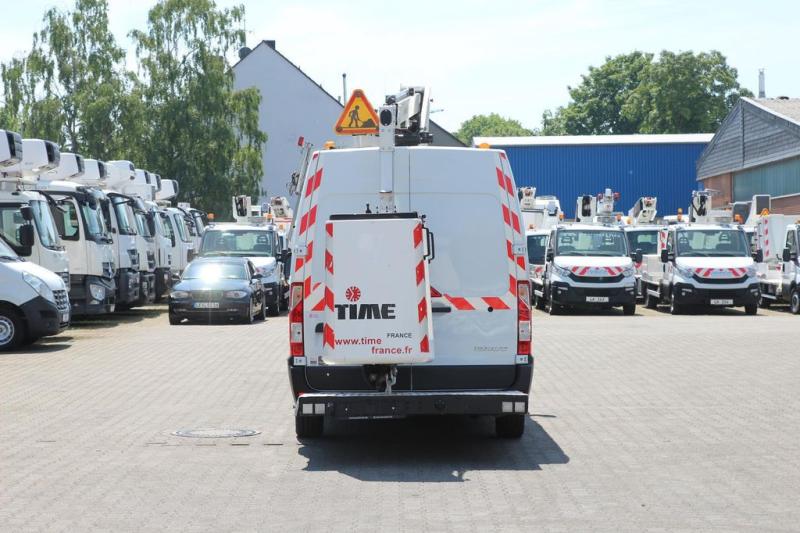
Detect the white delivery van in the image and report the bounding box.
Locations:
[288,87,532,439]
[754,213,800,313]
[0,234,70,350]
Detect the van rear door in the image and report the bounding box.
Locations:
[407,148,525,390]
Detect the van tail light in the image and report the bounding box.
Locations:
[289,282,304,356]
[517,280,531,356]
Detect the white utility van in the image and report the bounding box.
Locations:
[0,218,70,350]
[754,213,800,313]
[288,87,532,439]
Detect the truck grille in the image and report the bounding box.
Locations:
[53,290,70,313]
[192,290,222,301]
[569,273,623,283]
[692,275,747,285]
[147,251,156,270]
[128,249,139,269]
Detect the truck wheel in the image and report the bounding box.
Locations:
[535,292,546,310]
[744,304,758,316]
[622,304,636,316]
[546,288,561,315]
[168,313,182,325]
[495,414,525,438]
[669,289,683,315]
[791,289,800,315]
[295,415,324,439]
[0,308,25,351]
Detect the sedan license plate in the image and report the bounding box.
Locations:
[710,299,733,306]
[586,296,609,303]
[61,313,70,323]
[193,302,220,309]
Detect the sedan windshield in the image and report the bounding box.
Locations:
[527,234,548,264]
[182,262,247,280]
[555,229,627,256]
[626,230,659,255]
[201,229,275,257]
[676,229,749,257]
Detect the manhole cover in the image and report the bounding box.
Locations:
[172,428,260,438]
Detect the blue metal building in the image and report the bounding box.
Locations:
[474,134,713,218]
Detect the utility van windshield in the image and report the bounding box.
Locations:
[201,229,275,257]
[555,229,628,256]
[626,230,659,255]
[527,234,548,264]
[676,229,749,257]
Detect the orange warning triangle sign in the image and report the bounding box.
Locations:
[334,89,380,135]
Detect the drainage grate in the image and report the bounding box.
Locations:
[172,428,260,438]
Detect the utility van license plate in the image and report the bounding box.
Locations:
[710,299,733,306]
[193,302,219,309]
[586,296,609,303]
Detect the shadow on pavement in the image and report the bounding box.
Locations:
[298,416,568,482]
[70,306,165,329]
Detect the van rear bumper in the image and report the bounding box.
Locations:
[296,390,529,419]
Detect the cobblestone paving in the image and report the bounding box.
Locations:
[1,304,798,531]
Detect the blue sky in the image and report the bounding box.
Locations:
[1,0,797,132]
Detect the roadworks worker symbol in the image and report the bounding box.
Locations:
[335,89,379,135]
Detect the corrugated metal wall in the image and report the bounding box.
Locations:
[499,142,708,218]
[733,157,800,201]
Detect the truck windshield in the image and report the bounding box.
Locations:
[135,212,152,238]
[80,202,107,240]
[160,213,175,240]
[626,230,659,255]
[555,229,627,256]
[173,213,190,242]
[527,234,548,264]
[200,229,275,257]
[676,229,749,257]
[30,200,60,249]
[112,198,136,235]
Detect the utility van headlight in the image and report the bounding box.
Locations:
[746,265,757,277]
[170,290,189,299]
[675,265,694,279]
[553,265,572,278]
[89,284,106,301]
[622,266,636,277]
[224,290,248,299]
[256,265,276,277]
[22,272,55,302]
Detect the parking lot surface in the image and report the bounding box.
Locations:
[2,305,799,531]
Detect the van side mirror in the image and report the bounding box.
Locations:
[633,249,643,264]
[784,247,798,262]
[20,205,34,221]
[546,249,554,262]
[660,249,670,263]
[19,224,35,247]
[753,249,763,263]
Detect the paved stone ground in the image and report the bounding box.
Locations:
[1,304,799,532]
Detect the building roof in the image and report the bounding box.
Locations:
[474,134,713,147]
[750,98,800,126]
[697,97,800,180]
[233,40,464,147]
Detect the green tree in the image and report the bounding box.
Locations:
[542,50,752,135]
[130,0,266,217]
[0,0,133,159]
[455,113,534,145]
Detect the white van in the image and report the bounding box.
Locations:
[0,235,70,350]
[288,90,532,439]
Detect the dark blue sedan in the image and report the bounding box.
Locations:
[168,257,266,325]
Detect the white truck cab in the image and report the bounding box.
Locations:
[0,133,70,288]
[38,152,116,315]
[288,87,532,439]
[526,228,550,298]
[198,197,286,315]
[0,236,70,350]
[536,223,638,314]
[754,212,800,313]
[640,191,761,314]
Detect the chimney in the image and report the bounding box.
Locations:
[265,40,276,50]
[758,69,765,98]
[238,47,252,60]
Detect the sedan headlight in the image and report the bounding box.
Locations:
[552,264,572,278]
[170,290,190,299]
[224,290,248,299]
[23,272,55,303]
